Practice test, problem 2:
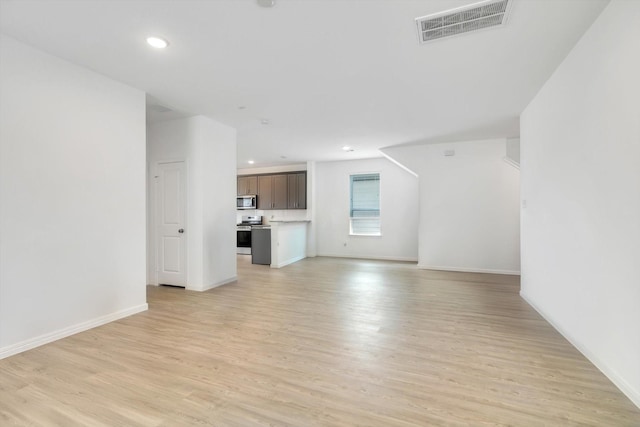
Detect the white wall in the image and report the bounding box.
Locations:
[314,157,419,261]
[270,222,308,268]
[520,0,640,407]
[305,161,317,257]
[237,163,306,176]
[148,116,237,291]
[198,118,238,289]
[0,35,147,357]
[383,139,520,274]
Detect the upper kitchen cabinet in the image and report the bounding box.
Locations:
[258,174,288,209]
[240,171,307,210]
[287,172,306,209]
[237,175,258,196]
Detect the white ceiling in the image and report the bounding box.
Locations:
[0,0,608,168]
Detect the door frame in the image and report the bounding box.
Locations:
[150,159,188,287]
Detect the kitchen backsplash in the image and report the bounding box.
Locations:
[236,209,309,225]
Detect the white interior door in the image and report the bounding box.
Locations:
[156,161,187,287]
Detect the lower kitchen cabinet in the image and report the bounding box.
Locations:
[251,227,271,265]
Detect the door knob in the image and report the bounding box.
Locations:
[178,228,184,233]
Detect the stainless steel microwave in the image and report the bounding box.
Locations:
[237,195,257,210]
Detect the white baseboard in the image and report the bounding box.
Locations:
[0,303,148,360]
[271,255,306,269]
[417,264,521,275]
[187,276,237,292]
[521,291,640,409]
[317,253,418,262]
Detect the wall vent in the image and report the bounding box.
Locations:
[416,0,512,44]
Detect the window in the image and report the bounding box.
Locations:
[350,173,380,236]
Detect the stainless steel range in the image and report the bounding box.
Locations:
[236,215,262,255]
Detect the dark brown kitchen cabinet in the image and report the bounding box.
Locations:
[240,171,306,210]
[287,173,306,209]
[258,174,287,209]
[237,176,257,196]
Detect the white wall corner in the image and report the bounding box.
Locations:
[520,0,640,409]
[417,264,521,276]
[380,151,419,177]
[0,304,148,360]
[521,291,640,409]
[186,276,237,292]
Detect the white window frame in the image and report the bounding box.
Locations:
[349,172,381,236]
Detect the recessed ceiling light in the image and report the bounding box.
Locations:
[261,119,270,125]
[248,160,255,164]
[146,37,169,49]
[342,146,354,152]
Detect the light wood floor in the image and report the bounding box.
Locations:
[1,256,639,426]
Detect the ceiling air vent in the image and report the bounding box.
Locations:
[416,0,512,44]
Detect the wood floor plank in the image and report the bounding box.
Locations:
[1,255,638,426]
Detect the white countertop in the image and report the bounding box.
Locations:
[269,219,311,223]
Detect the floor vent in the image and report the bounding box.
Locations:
[416,0,512,44]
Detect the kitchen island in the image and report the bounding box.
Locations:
[269,220,310,268]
